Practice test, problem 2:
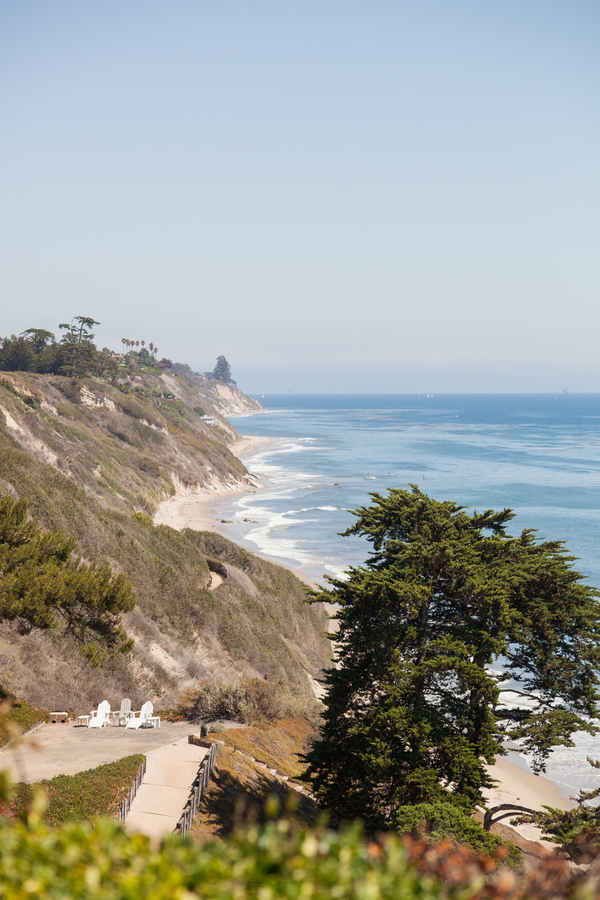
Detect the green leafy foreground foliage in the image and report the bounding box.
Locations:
[1,755,145,827]
[0,495,135,664]
[1,817,600,900]
[306,487,600,829]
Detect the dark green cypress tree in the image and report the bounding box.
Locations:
[305,486,600,829]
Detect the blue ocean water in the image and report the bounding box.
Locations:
[215,393,600,798]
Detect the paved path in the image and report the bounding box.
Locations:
[0,720,197,783]
[0,720,214,842]
[124,737,208,843]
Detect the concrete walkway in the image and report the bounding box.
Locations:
[0,720,213,840]
[0,719,198,783]
[124,737,208,843]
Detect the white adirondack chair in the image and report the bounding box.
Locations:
[88,700,111,728]
[126,700,159,729]
[111,698,133,726]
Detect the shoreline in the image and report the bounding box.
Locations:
[153,432,576,846]
[153,435,275,533]
[481,754,574,845]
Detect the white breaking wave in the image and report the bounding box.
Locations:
[290,505,342,514]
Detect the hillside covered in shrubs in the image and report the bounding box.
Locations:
[0,354,329,713]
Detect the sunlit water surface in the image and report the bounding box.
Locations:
[214,394,600,799]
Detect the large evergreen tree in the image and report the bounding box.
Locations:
[0,496,134,664]
[305,487,600,829]
[0,336,34,372]
[210,355,236,385]
[58,316,100,378]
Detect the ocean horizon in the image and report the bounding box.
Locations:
[222,392,600,581]
[212,392,600,801]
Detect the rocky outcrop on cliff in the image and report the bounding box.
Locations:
[194,379,264,417]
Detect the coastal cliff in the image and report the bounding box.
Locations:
[0,370,329,713]
[169,364,265,418]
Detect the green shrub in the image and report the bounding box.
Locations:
[55,378,81,403]
[0,819,467,899]
[0,688,48,748]
[132,512,154,528]
[138,457,162,477]
[1,816,598,899]
[2,755,145,825]
[395,801,522,870]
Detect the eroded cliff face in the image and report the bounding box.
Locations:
[169,367,265,418]
[0,372,329,713]
[0,371,252,515]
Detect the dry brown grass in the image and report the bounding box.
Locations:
[190,718,320,841]
[178,678,291,725]
[217,717,317,780]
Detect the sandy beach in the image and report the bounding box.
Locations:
[153,435,274,532]
[481,755,574,845]
[153,433,576,847]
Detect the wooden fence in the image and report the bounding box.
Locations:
[117,758,147,826]
[175,740,219,837]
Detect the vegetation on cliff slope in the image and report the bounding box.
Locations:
[0,370,329,713]
[0,496,134,664]
[0,369,248,517]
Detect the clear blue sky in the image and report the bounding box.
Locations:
[2,1,598,393]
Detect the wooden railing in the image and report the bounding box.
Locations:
[117,758,147,825]
[175,739,219,837]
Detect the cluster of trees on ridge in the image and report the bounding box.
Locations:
[0,317,119,379]
[206,354,236,386]
[0,315,236,385]
[119,337,160,364]
[305,486,600,857]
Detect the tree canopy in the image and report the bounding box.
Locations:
[0,316,119,381]
[305,486,600,829]
[0,496,134,664]
[209,355,236,385]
